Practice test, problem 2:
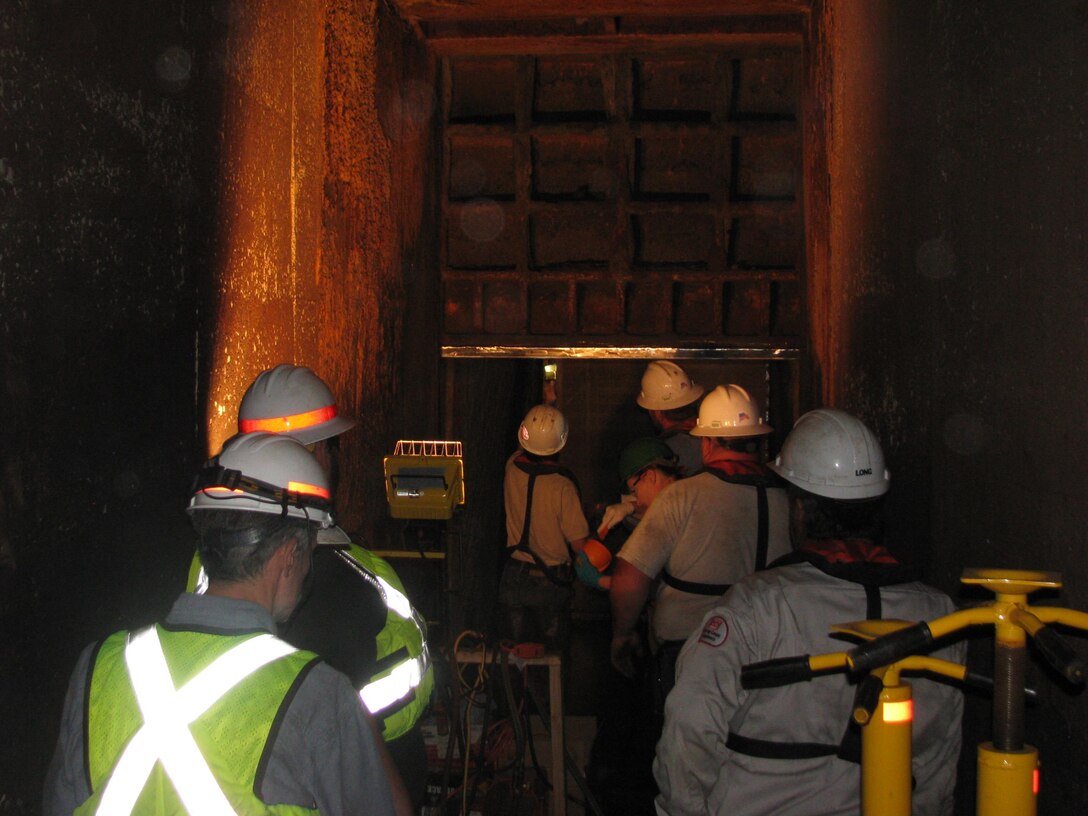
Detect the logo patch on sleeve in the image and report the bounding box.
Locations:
[699,615,729,647]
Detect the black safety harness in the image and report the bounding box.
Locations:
[659,465,782,596]
[725,549,921,764]
[509,457,581,587]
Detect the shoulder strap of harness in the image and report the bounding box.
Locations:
[728,542,926,766]
[512,458,575,586]
[702,464,781,572]
[658,466,778,596]
[512,457,581,495]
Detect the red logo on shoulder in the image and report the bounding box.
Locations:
[699,615,729,647]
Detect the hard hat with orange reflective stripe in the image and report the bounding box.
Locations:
[188,432,336,528]
[239,364,355,445]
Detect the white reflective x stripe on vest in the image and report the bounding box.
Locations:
[95,627,297,816]
[194,556,427,717]
[360,652,426,714]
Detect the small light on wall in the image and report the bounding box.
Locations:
[542,361,558,405]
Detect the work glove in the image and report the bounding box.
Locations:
[574,551,605,589]
[597,494,637,538]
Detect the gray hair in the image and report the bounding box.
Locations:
[191,509,315,583]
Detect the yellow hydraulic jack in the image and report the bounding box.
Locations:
[743,620,969,816]
[742,568,1088,816]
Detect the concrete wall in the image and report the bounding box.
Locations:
[0,0,226,807]
[0,0,439,809]
[823,2,1088,811]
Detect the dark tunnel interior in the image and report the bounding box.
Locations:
[3,1,1088,813]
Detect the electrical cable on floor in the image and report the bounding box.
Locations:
[441,630,599,815]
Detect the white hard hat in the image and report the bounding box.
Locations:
[690,384,773,438]
[188,432,336,528]
[518,405,569,456]
[636,361,705,411]
[239,364,355,445]
[769,408,890,499]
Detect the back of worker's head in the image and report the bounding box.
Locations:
[239,364,356,445]
[769,408,890,542]
[636,361,704,412]
[518,404,568,456]
[188,432,335,583]
[691,384,773,453]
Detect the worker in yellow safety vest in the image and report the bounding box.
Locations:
[44,433,407,815]
[186,365,432,807]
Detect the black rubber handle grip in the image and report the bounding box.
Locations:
[847,622,934,675]
[1032,625,1087,685]
[852,674,883,723]
[741,655,813,689]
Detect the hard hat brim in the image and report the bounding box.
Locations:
[316,525,352,547]
[768,461,890,499]
[690,423,773,438]
[285,415,356,446]
[636,382,705,411]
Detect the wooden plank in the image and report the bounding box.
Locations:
[444,268,801,283]
[424,32,802,56]
[438,337,804,353]
[393,0,810,22]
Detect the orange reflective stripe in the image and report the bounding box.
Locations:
[881,700,913,724]
[239,404,338,434]
[286,481,330,500]
[202,484,329,500]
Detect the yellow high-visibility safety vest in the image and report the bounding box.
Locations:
[187,543,433,741]
[77,626,318,816]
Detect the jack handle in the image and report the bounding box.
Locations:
[741,653,849,689]
[1011,608,1087,684]
[844,605,1087,684]
[846,621,935,676]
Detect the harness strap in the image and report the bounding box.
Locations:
[702,465,776,572]
[755,484,769,571]
[511,461,575,587]
[658,468,772,596]
[865,584,883,621]
[660,570,731,596]
[726,733,840,760]
[729,558,889,768]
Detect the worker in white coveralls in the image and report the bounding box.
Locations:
[654,409,964,816]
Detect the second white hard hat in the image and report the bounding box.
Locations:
[636,361,705,411]
[518,405,569,456]
[690,384,773,438]
[769,408,890,499]
[239,364,356,446]
[188,432,336,528]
